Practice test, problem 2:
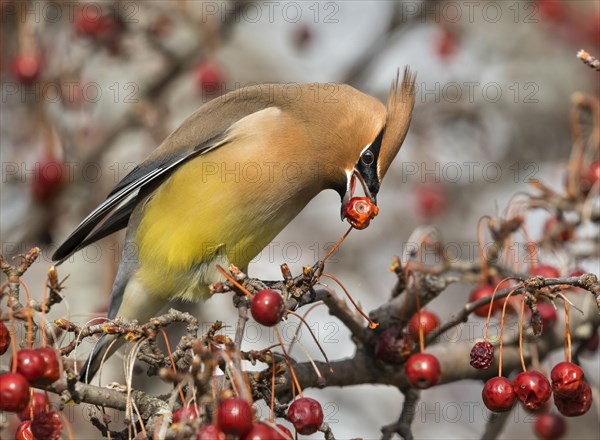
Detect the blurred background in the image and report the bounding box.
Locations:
[1,0,599,438]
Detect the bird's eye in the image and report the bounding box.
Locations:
[361,150,374,165]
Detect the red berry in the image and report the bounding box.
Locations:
[242,422,292,440]
[73,6,120,45]
[513,371,552,411]
[435,26,458,60]
[405,353,441,389]
[543,217,572,242]
[251,289,284,327]
[534,413,567,440]
[35,347,61,384]
[31,410,62,440]
[0,321,10,355]
[217,397,253,436]
[196,424,226,440]
[12,349,47,382]
[583,331,599,353]
[537,302,558,332]
[287,397,324,435]
[537,0,564,22]
[482,377,516,412]
[10,53,42,86]
[554,382,592,417]
[195,61,223,95]
[273,424,293,440]
[551,362,584,397]
[470,341,494,370]
[375,329,414,364]
[0,373,31,412]
[568,269,585,277]
[31,160,65,203]
[470,285,503,317]
[173,404,199,424]
[585,160,600,186]
[343,196,379,230]
[293,25,313,50]
[19,392,48,421]
[407,310,440,339]
[415,183,447,218]
[531,264,560,279]
[15,421,35,440]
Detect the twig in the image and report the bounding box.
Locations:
[577,49,600,71]
[381,387,420,440]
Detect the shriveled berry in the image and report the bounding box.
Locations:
[0,373,30,412]
[407,310,440,339]
[19,391,49,421]
[375,329,413,364]
[482,377,516,412]
[251,289,284,327]
[405,353,441,389]
[554,382,592,417]
[217,397,253,436]
[513,371,552,411]
[470,341,494,370]
[31,411,62,440]
[534,413,567,440]
[287,397,323,435]
[344,196,379,230]
[196,424,226,440]
[551,362,584,398]
[0,321,10,355]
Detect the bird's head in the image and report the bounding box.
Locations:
[337,68,416,221]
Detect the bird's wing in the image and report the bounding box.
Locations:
[52,135,226,264]
[52,89,276,264]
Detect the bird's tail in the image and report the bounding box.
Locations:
[78,334,126,383]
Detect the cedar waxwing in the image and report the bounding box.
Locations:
[52,68,416,382]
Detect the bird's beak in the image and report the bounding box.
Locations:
[340,169,378,220]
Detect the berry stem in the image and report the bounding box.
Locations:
[477,215,492,283]
[2,282,20,373]
[483,278,519,342]
[270,353,276,421]
[19,279,34,349]
[498,287,520,377]
[406,271,425,352]
[274,327,303,397]
[518,296,527,372]
[41,277,48,348]
[160,328,185,405]
[315,226,353,280]
[285,310,330,366]
[564,297,572,363]
[321,273,378,329]
[59,410,75,440]
[521,228,536,274]
[216,265,254,298]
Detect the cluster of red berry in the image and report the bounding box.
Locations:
[179,285,323,438]
[375,309,443,389]
[0,322,63,439]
